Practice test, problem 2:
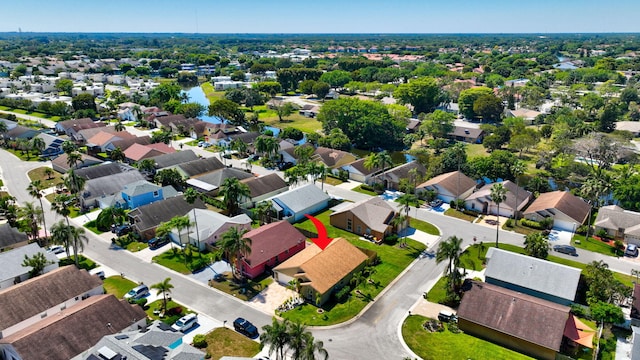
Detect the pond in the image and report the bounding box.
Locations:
[351,148,414,165]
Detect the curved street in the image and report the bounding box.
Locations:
[2,146,639,359]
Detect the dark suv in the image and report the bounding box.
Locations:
[114,225,132,236]
[233,317,258,338]
[148,236,170,249]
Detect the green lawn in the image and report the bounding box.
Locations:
[201,83,225,101]
[103,276,138,298]
[444,208,478,222]
[322,176,343,186]
[426,277,449,304]
[247,105,323,134]
[402,315,534,360]
[352,184,378,196]
[208,272,274,301]
[27,167,64,187]
[4,148,41,161]
[84,220,104,235]
[204,327,261,360]
[572,234,621,257]
[466,143,489,159]
[0,106,61,121]
[145,299,194,325]
[59,255,97,271]
[153,247,217,274]
[410,218,440,236]
[286,209,426,325]
[502,221,541,236]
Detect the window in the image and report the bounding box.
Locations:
[347,218,352,231]
[41,313,47,319]
[357,225,361,234]
[153,191,159,197]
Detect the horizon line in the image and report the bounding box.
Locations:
[1,31,639,36]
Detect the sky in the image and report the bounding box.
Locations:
[2,0,639,34]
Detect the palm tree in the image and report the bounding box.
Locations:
[155,221,174,250]
[219,226,251,281]
[288,321,308,360]
[51,193,74,258]
[260,318,291,360]
[150,277,174,312]
[364,151,393,188]
[524,232,551,259]
[219,177,251,216]
[69,226,89,265]
[294,145,315,167]
[397,193,418,227]
[435,235,464,295]
[64,169,86,203]
[43,167,54,180]
[252,200,273,225]
[66,151,82,169]
[110,147,125,162]
[299,332,328,360]
[183,187,200,205]
[510,161,525,225]
[0,120,8,146]
[30,136,46,157]
[50,220,72,258]
[61,140,77,155]
[19,202,43,240]
[138,158,156,175]
[169,215,190,248]
[27,180,48,241]
[581,174,610,241]
[114,120,125,132]
[490,183,507,248]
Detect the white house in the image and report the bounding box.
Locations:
[0,243,59,290]
[266,184,330,223]
[465,180,532,218]
[417,171,477,204]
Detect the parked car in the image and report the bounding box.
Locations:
[625,243,639,257]
[233,317,259,338]
[172,313,198,332]
[94,271,105,280]
[114,224,132,237]
[438,310,457,323]
[429,199,443,208]
[148,236,170,249]
[553,245,578,256]
[124,284,149,300]
[198,141,205,147]
[47,245,65,254]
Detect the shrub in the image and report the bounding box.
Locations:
[520,219,545,230]
[539,217,554,229]
[461,209,480,217]
[334,286,351,301]
[383,234,399,245]
[570,304,590,319]
[576,225,589,235]
[136,298,147,308]
[504,218,513,228]
[167,307,183,316]
[192,334,207,348]
[448,322,461,334]
[360,184,375,192]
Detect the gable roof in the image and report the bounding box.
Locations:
[109,135,152,151]
[56,117,95,131]
[0,295,146,360]
[124,143,165,162]
[418,171,477,197]
[594,205,640,233]
[194,168,254,187]
[74,162,127,180]
[379,161,426,180]
[173,157,225,177]
[449,126,484,139]
[51,153,103,173]
[274,238,368,294]
[465,180,531,211]
[485,248,581,302]
[82,171,146,200]
[268,184,330,213]
[243,221,306,267]
[0,266,102,332]
[241,173,288,198]
[146,142,175,154]
[75,126,115,142]
[0,223,29,249]
[151,150,200,169]
[524,191,590,224]
[508,108,541,119]
[128,196,207,232]
[121,180,162,197]
[331,197,396,234]
[186,209,251,241]
[87,130,136,147]
[342,158,381,176]
[311,147,356,168]
[0,243,58,283]
[457,281,570,351]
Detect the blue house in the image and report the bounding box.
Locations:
[266,184,330,223]
[34,133,65,158]
[119,180,179,210]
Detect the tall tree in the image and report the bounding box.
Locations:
[524,232,551,259]
[393,77,444,115]
[68,226,89,266]
[219,226,251,280]
[219,177,251,216]
[490,183,507,248]
[435,236,464,296]
[22,252,53,278]
[30,136,46,157]
[150,277,174,311]
[66,151,82,169]
[110,147,125,162]
[50,220,72,258]
[260,318,291,360]
[27,180,48,240]
[510,161,525,225]
[51,194,74,258]
[19,201,43,241]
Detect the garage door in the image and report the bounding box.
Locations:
[553,219,576,232]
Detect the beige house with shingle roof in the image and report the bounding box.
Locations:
[274,238,369,306]
[417,170,477,204]
[523,191,590,232]
[465,180,532,218]
[594,205,640,245]
[330,197,400,240]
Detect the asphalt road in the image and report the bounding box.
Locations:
[3,145,640,359]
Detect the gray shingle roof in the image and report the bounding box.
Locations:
[331,197,396,233]
[173,157,225,177]
[241,173,288,198]
[0,223,29,249]
[74,162,124,180]
[268,184,330,213]
[121,180,161,197]
[194,168,253,187]
[0,243,58,284]
[485,248,581,302]
[128,196,207,232]
[82,171,146,201]
[594,205,640,233]
[151,150,199,169]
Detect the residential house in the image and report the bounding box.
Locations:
[105,135,152,153]
[223,131,261,149]
[73,126,116,144]
[374,161,426,190]
[32,133,64,158]
[239,221,307,279]
[311,147,358,170]
[266,184,330,223]
[505,108,542,125]
[177,209,251,250]
[417,171,477,204]
[594,205,640,245]
[0,243,58,290]
[5,126,39,141]
[239,173,289,208]
[168,157,225,178]
[128,196,207,241]
[0,224,29,252]
[330,197,399,240]
[151,150,200,170]
[51,153,103,173]
[152,114,187,129]
[74,162,134,180]
[523,191,590,232]
[75,320,204,360]
[123,143,167,163]
[485,248,581,305]
[274,238,369,306]
[0,294,147,360]
[112,180,178,210]
[86,131,136,153]
[187,168,254,196]
[465,180,532,218]
[615,121,640,137]
[448,126,485,144]
[0,266,103,339]
[406,119,421,133]
[55,118,103,138]
[340,158,382,183]
[80,171,146,210]
[457,281,573,360]
[629,283,640,327]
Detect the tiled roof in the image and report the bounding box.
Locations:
[243,221,306,267]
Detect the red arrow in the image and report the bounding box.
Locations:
[305,214,333,250]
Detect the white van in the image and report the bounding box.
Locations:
[172,313,198,332]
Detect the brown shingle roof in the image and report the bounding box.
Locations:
[275,238,368,294]
[448,126,484,139]
[243,221,306,267]
[0,266,103,332]
[457,281,570,351]
[343,158,381,176]
[57,117,95,131]
[0,295,146,360]
[87,130,135,147]
[51,153,103,173]
[417,171,477,197]
[109,135,152,151]
[241,173,288,198]
[524,191,590,224]
[331,197,396,234]
[128,196,207,232]
[312,147,356,168]
[123,143,163,162]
